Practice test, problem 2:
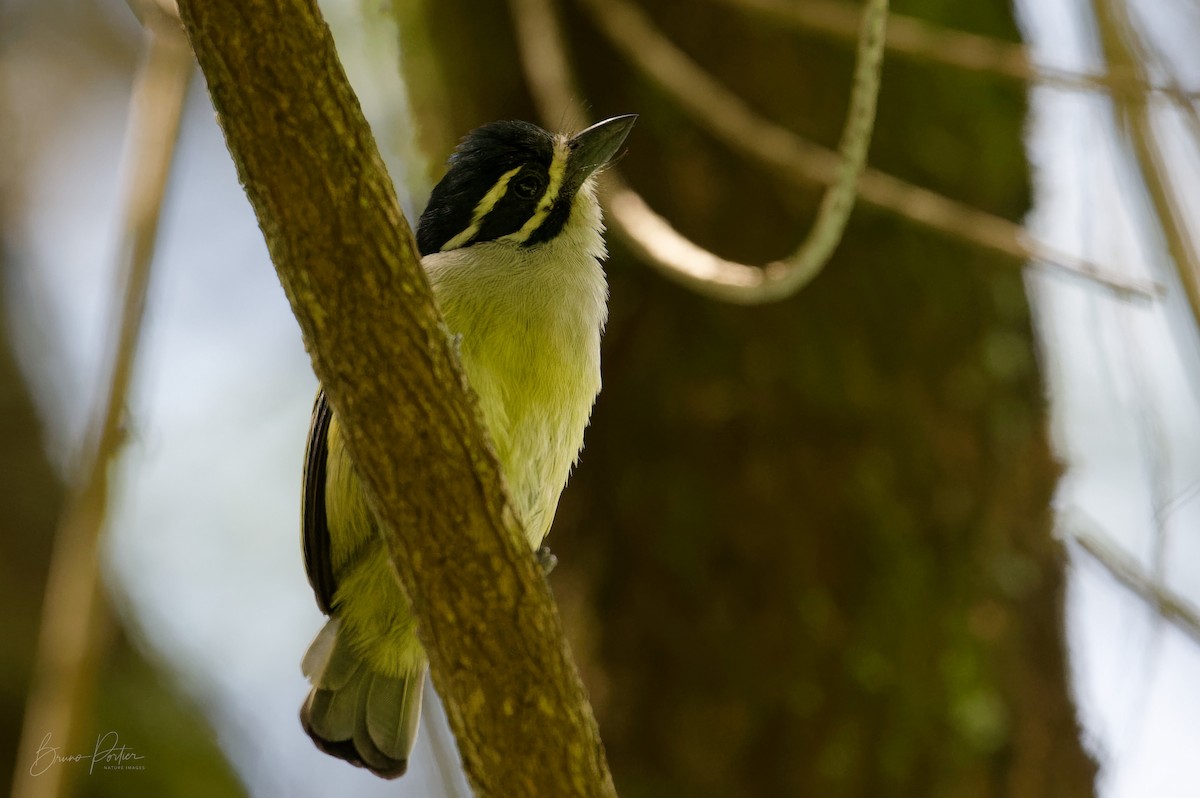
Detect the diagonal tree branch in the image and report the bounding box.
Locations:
[1073,532,1200,647]
[174,0,615,795]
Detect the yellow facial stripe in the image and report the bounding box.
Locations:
[504,138,569,245]
[440,166,523,252]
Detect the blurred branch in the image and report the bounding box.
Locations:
[572,0,886,303]
[11,13,191,798]
[705,0,1200,101]
[575,0,1160,301]
[1094,0,1200,336]
[1074,532,1200,648]
[175,0,616,794]
[539,0,881,303]
[390,0,455,197]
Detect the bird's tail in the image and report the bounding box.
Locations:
[300,618,425,779]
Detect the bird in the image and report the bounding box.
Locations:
[298,114,637,778]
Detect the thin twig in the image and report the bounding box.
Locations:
[705,0,1200,101]
[1073,532,1200,648]
[574,0,1159,300]
[11,16,191,798]
[1094,0,1200,337]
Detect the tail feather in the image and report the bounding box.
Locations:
[366,669,424,760]
[300,619,425,779]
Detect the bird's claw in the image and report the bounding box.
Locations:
[537,546,558,576]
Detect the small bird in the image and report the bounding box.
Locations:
[298,115,636,778]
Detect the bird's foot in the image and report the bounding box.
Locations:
[537,546,558,576]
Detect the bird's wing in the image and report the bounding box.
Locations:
[302,389,337,614]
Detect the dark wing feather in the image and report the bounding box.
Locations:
[302,389,337,614]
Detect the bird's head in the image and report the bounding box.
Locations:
[416,115,637,257]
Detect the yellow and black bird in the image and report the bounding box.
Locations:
[298,115,636,778]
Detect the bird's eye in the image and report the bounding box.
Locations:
[513,175,543,200]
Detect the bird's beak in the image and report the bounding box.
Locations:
[564,114,638,193]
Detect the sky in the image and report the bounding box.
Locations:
[1017,0,1200,793]
[3,0,1199,795]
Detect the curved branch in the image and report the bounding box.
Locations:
[515,0,878,302]
[583,0,886,303]
[175,0,615,795]
[575,0,1158,301]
